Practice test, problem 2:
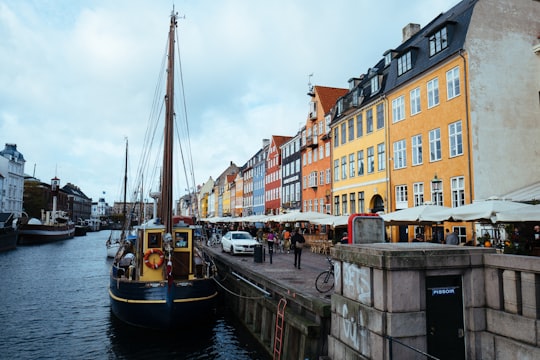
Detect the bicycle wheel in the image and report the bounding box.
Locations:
[315,270,334,293]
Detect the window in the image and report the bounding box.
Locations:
[427,78,439,108]
[350,193,356,214]
[358,191,365,213]
[429,128,441,161]
[451,176,465,207]
[356,114,363,137]
[367,147,375,173]
[413,183,424,206]
[308,171,318,187]
[348,119,354,141]
[397,51,412,75]
[319,171,324,185]
[410,87,421,115]
[429,26,448,56]
[449,121,463,157]
[326,169,331,184]
[357,150,364,176]
[341,123,347,145]
[334,196,340,215]
[392,96,405,123]
[431,181,443,206]
[376,103,384,129]
[393,140,406,169]
[377,143,386,171]
[395,185,408,207]
[371,76,379,93]
[446,67,460,99]
[366,109,373,133]
[342,194,348,215]
[341,156,347,179]
[412,134,423,165]
[333,128,339,148]
[325,142,330,157]
[333,160,339,182]
[349,153,355,178]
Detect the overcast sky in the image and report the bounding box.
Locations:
[0,0,459,204]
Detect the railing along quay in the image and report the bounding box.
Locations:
[204,242,332,360]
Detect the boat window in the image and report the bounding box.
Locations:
[174,232,189,248]
[148,233,162,248]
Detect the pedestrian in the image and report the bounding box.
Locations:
[267,230,275,264]
[283,228,291,253]
[445,229,459,245]
[533,225,540,246]
[341,231,349,244]
[291,229,306,269]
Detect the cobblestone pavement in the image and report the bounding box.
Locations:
[205,242,335,301]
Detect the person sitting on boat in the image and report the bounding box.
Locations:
[118,252,135,278]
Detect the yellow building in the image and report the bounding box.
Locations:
[330,74,388,216]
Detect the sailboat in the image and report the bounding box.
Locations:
[106,138,128,258]
[109,10,218,329]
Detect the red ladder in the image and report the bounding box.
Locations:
[273,298,287,360]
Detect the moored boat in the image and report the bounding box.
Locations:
[0,212,18,252]
[18,177,75,245]
[109,10,218,329]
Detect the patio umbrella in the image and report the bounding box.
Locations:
[380,204,451,225]
[493,204,540,222]
[443,198,533,223]
[310,215,349,227]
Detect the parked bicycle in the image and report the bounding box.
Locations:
[315,255,335,293]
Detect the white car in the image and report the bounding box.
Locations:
[221,231,259,255]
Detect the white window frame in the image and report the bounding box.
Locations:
[412,134,423,166]
[413,182,424,206]
[427,78,439,108]
[393,140,407,169]
[392,96,405,123]
[446,66,461,100]
[449,120,463,157]
[429,128,441,162]
[451,176,465,207]
[410,87,421,115]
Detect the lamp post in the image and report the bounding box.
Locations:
[431,174,442,191]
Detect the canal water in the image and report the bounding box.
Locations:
[0,231,269,360]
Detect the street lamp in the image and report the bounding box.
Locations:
[431,174,442,191]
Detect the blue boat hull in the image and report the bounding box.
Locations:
[109,275,218,329]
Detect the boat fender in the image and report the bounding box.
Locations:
[143,248,165,269]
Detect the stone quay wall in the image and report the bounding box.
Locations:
[328,243,540,360]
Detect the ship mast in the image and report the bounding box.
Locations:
[161,11,177,235]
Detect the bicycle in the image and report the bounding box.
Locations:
[315,255,335,293]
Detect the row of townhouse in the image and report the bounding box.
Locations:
[196,0,539,241]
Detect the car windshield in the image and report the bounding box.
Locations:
[232,233,252,240]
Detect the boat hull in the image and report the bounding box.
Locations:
[107,243,120,258]
[109,275,218,329]
[0,230,18,252]
[18,224,75,245]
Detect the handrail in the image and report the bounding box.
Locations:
[385,335,440,360]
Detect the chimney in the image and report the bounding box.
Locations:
[402,23,421,43]
[262,139,270,148]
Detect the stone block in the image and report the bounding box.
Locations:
[465,306,486,332]
[387,270,421,312]
[464,268,487,308]
[485,267,502,310]
[385,311,426,337]
[494,334,540,360]
[334,261,342,294]
[521,272,540,319]
[373,268,386,311]
[502,270,521,314]
[479,331,495,360]
[486,308,536,345]
[342,262,372,306]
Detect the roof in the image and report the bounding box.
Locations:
[313,86,348,114]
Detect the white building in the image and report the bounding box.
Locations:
[0,144,25,217]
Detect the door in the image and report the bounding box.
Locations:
[426,275,465,360]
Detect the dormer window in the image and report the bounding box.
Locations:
[337,98,343,115]
[371,76,379,93]
[384,52,392,67]
[397,51,412,76]
[429,26,448,56]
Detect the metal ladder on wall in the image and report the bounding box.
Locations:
[273,298,287,360]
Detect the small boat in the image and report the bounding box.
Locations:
[109,10,218,329]
[85,218,101,232]
[106,231,122,258]
[18,177,75,245]
[0,212,18,252]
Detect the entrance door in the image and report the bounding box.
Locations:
[426,275,465,360]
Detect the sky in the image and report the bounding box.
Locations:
[0,0,460,204]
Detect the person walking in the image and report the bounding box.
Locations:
[267,230,275,264]
[445,229,459,245]
[291,229,306,269]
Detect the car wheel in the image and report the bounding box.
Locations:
[230,246,235,255]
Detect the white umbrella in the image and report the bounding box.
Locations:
[493,205,540,222]
[310,215,349,227]
[380,204,451,224]
[268,211,334,223]
[443,198,533,222]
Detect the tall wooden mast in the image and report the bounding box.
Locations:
[161,11,177,235]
